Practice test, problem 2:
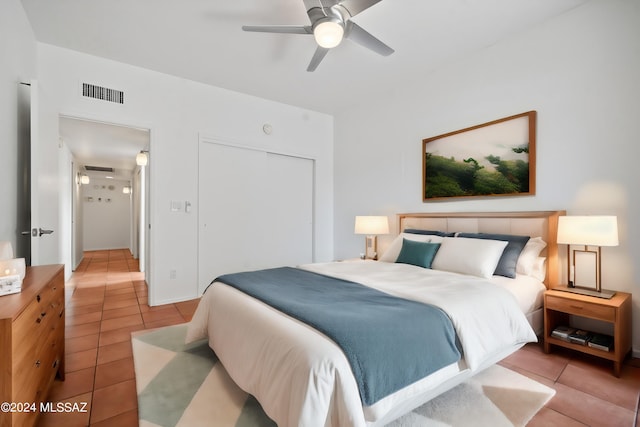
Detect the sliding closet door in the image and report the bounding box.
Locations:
[198,141,314,294]
[263,153,314,268]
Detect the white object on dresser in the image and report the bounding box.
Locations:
[0,241,13,260]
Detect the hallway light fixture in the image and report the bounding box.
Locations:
[123,186,131,194]
[136,151,148,166]
[77,172,90,185]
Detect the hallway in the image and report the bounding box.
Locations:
[38,249,199,426]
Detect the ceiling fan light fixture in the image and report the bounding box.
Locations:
[313,20,344,48]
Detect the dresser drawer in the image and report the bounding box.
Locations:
[15,319,63,397]
[546,295,615,321]
[13,296,56,350]
[13,343,47,404]
[45,270,64,294]
[0,264,65,427]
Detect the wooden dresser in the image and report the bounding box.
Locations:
[0,265,65,427]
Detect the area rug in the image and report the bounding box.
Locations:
[132,324,554,427]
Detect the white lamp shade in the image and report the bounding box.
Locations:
[0,241,14,260]
[80,175,90,185]
[314,21,344,48]
[557,216,618,246]
[354,216,389,235]
[136,152,148,166]
[0,258,26,279]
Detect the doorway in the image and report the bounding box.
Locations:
[16,82,31,264]
[59,116,150,275]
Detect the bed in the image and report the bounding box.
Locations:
[186,210,564,426]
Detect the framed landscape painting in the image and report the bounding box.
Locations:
[422,111,536,201]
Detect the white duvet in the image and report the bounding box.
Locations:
[186,261,537,426]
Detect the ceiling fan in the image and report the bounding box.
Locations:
[242,0,394,72]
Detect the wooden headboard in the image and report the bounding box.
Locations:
[397,211,565,288]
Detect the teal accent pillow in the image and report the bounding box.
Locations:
[396,239,441,268]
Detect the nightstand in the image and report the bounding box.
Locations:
[543,289,632,376]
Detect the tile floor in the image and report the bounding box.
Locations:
[501,339,640,426]
[37,249,639,426]
[38,249,199,427]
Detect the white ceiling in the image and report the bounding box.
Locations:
[22,0,586,170]
[59,117,149,179]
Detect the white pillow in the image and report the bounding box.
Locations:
[379,233,444,262]
[431,237,508,278]
[516,237,547,276]
[530,257,547,282]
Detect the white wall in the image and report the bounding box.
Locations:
[0,0,36,253]
[334,0,640,354]
[36,45,334,305]
[81,178,131,251]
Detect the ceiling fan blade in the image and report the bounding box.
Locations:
[307,46,330,72]
[345,22,394,56]
[242,25,311,35]
[339,0,383,17]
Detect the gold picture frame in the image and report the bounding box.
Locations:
[422,111,536,201]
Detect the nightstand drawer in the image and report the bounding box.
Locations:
[546,295,615,321]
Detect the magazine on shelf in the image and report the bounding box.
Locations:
[588,333,614,351]
[568,329,592,345]
[551,325,576,342]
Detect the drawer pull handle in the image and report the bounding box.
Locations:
[36,294,41,303]
[35,360,41,367]
[52,360,58,369]
[36,312,47,323]
[59,310,64,318]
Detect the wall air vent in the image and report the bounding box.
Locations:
[84,166,114,173]
[82,83,124,104]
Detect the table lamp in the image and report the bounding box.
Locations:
[354,216,389,260]
[556,215,618,298]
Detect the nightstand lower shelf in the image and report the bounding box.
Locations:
[543,289,631,377]
[545,336,617,360]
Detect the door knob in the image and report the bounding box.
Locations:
[38,228,54,237]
